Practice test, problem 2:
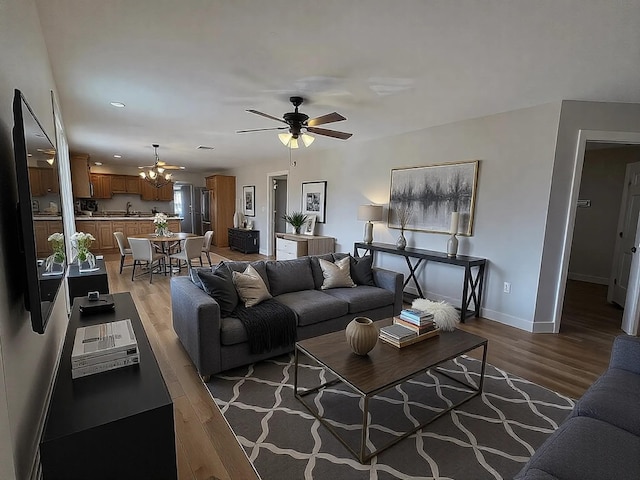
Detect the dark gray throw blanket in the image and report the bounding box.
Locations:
[232,299,297,354]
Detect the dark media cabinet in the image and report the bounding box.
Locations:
[228,227,260,254]
[40,292,177,479]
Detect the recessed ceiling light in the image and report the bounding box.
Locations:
[113,154,122,158]
[180,166,186,170]
[94,162,103,166]
[110,101,125,108]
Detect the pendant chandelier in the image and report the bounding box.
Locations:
[139,144,172,188]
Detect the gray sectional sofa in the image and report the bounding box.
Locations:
[515,334,640,480]
[171,253,403,380]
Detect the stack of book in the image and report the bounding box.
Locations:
[379,321,440,348]
[71,319,139,379]
[396,308,438,334]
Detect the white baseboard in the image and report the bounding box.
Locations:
[567,272,609,285]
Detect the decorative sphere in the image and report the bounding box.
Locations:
[345,317,378,355]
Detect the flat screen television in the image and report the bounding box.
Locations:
[13,89,65,334]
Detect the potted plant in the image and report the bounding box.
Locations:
[282,211,308,234]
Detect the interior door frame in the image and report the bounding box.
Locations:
[553,129,640,333]
[266,170,289,257]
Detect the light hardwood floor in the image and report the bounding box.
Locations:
[104,247,624,480]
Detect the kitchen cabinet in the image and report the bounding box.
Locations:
[34,221,49,258]
[90,174,112,199]
[205,175,235,247]
[70,154,92,198]
[111,175,141,194]
[98,222,115,249]
[28,167,59,197]
[140,179,174,201]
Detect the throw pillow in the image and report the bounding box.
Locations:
[197,265,238,317]
[350,254,375,286]
[318,257,356,290]
[233,264,272,307]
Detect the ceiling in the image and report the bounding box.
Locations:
[34,1,640,173]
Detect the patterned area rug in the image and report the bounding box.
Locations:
[206,353,574,480]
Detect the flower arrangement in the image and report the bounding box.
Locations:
[153,212,169,235]
[45,232,65,272]
[394,204,413,250]
[282,211,308,234]
[71,231,96,269]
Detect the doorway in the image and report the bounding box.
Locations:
[557,130,640,334]
[267,171,288,257]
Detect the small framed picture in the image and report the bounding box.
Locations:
[302,181,327,223]
[243,185,255,217]
[303,214,317,235]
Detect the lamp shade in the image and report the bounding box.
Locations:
[357,205,383,222]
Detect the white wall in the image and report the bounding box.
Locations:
[536,101,640,332]
[0,0,70,478]
[568,146,639,284]
[228,102,562,331]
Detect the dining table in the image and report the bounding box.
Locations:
[129,232,197,274]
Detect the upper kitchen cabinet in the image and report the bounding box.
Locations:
[70,154,92,198]
[29,167,60,197]
[111,175,141,194]
[140,179,174,201]
[90,173,112,199]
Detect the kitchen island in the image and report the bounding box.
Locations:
[75,216,182,253]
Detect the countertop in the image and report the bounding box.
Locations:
[75,216,182,221]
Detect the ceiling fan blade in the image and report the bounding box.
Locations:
[307,126,353,140]
[161,165,183,170]
[237,126,289,133]
[246,109,287,124]
[307,112,346,127]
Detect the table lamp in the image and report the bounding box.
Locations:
[447,212,459,257]
[357,205,384,244]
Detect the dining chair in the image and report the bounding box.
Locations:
[169,236,205,273]
[128,237,165,283]
[113,232,133,274]
[201,230,214,266]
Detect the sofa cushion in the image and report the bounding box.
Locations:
[319,257,356,290]
[189,266,211,290]
[223,260,270,291]
[309,254,335,289]
[323,285,394,313]
[349,255,375,286]
[197,265,237,317]
[274,290,349,327]
[232,264,272,307]
[514,416,640,480]
[266,258,315,296]
[569,367,640,436]
[220,316,248,346]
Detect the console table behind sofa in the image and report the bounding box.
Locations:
[354,242,486,322]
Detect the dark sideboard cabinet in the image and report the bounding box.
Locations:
[40,292,177,479]
[228,227,260,254]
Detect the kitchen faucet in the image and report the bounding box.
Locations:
[126,202,132,215]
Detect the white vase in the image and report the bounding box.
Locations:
[233,211,241,228]
[447,233,458,257]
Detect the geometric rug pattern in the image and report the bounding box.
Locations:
[207,354,575,480]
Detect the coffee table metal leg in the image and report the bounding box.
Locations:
[360,395,370,462]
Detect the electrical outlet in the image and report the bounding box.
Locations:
[503,282,511,294]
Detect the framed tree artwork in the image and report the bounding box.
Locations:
[388,161,479,235]
[243,185,255,217]
[301,181,327,223]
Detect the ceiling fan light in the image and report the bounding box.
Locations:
[46,157,55,165]
[149,170,157,179]
[157,166,165,174]
[140,172,147,179]
[301,133,315,147]
[165,173,172,180]
[289,137,299,149]
[278,132,292,146]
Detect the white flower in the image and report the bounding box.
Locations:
[48,232,64,243]
[153,212,168,225]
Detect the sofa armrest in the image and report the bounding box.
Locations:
[372,267,404,316]
[171,276,222,378]
[609,334,640,375]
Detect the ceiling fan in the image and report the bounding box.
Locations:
[137,144,184,170]
[237,96,352,147]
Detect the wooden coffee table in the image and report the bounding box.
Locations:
[294,318,488,462]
